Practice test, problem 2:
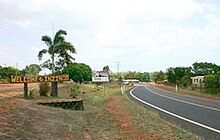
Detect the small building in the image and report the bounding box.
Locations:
[123,79,139,85]
[191,76,204,87]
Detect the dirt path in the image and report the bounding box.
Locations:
[105,96,157,140]
[0,83,39,99]
[0,83,39,92]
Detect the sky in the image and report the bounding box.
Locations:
[0,0,220,73]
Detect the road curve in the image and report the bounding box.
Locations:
[129,85,220,139]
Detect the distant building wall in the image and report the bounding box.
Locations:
[191,76,204,87]
[123,79,139,85]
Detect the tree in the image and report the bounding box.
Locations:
[139,72,150,82]
[38,29,76,96]
[63,63,92,84]
[150,71,166,83]
[103,65,110,75]
[192,62,220,76]
[0,66,21,79]
[155,71,166,82]
[204,72,220,94]
[124,71,136,79]
[166,67,192,86]
[23,64,41,76]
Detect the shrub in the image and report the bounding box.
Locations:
[39,82,50,96]
[69,84,80,98]
[29,89,35,98]
[204,73,220,95]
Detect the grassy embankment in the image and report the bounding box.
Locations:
[153,83,220,101]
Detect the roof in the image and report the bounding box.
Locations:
[123,79,139,82]
[190,76,205,79]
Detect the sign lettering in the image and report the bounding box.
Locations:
[10,75,69,83]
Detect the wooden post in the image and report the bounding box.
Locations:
[51,82,58,97]
[103,83,105,96]
[24,83,28,98]
[175,85,178,92]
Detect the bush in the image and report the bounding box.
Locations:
[204,73,220,95]
[39,82,50,96]
[29,89,35,98]
[69,84,80,98]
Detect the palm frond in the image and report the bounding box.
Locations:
[40,59,53,71]
[64,54,74,66]
[38,49,48,61]
[53,30,67,45]
[64,42,76,53]
[48,45,55,55]
[42,36,52,47]
[59,42,76,53]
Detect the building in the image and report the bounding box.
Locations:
[191,76,204,87]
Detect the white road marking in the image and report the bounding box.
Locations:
[144,86,220,112]
[130,86,220,134]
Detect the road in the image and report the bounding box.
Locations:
[129,85,220,139]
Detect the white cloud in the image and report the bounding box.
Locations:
[0,46,20,68]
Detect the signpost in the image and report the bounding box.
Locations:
[92,71,109,95]
[92,70,109,83]
[10,75,69,97]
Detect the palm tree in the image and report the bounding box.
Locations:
[38,29,76,96]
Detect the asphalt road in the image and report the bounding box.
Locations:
[129,85,220,139]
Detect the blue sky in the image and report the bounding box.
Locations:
[0,0,220,73]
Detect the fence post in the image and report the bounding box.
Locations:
[175,85,178,92]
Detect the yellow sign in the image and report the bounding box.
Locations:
[11,75,69,83]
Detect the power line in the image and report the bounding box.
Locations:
[52,20,55,39]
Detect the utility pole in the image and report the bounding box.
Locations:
[116,61,120,79]
[52,21,54,39]
[51,20,55,74]
[16,62,18,76]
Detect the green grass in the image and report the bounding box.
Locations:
[155,84,220,100]
[180,87,220,95]
[84,84,121,137]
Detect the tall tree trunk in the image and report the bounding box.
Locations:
[50,53,58,97]
[51,82,58,97]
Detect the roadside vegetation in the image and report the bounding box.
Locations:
[116,62,220,96]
